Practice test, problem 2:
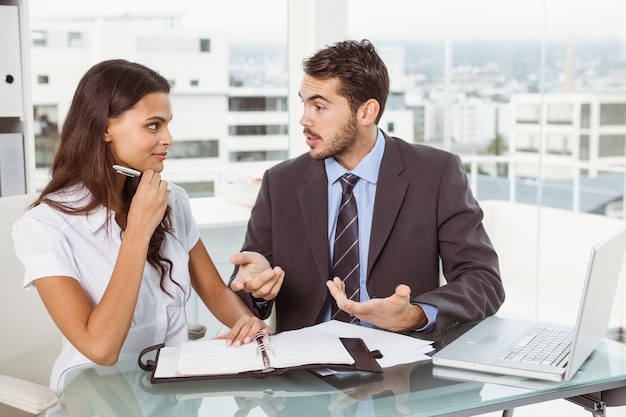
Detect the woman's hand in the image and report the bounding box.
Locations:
[127,169,169,237]
[215,316,272,347]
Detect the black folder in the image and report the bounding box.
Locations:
[138,337,383,384]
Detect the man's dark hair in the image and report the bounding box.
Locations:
[302,39,389,124]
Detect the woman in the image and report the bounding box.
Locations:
[12,59,270,390]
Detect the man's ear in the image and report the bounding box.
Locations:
[358,99,380,126]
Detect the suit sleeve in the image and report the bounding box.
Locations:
[228,169,276,320]
[413,154,505,333]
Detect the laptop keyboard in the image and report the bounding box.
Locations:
[497,326,573,367]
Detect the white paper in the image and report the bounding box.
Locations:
[295,320,434,369]
[155,320,433,379]
[174,332,354,376]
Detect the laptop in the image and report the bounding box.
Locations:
[432,226,626,382]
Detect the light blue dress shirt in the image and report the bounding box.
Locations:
[325,129,437,331]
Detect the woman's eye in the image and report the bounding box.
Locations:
[147,123,158,130]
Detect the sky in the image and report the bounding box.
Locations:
[27,0,626,43]
[349,0,626,42]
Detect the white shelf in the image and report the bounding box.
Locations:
[0,0,35,196]
[0,5,23,117]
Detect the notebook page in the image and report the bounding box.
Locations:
[268,332,355,368]
[295,320,434,368]
[177,339,263,376]
[175,332,354,376]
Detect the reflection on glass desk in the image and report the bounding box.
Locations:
[55,336,626,417]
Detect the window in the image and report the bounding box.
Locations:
[28,0,288,193]
[199,38,211,52]
[67,31,84,47]
[516,132,538,152]
[547,103,572,125]
[167,140,219,159]
[23,0,626,348]
[546,134,572,155]
[599,135,626,157]
[579,134,590,161]
[33,105,59,169]
[230,150,288,162]
[580,103,591,128]
[600,103,626,126]
[229,125,288,136]
[229,97,288,112]
[31,30,47,47]
[516,104,541,124]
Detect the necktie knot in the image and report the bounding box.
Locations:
[339,173,359,195]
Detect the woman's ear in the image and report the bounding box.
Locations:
[103,125,113,143]
[358,99,380,126]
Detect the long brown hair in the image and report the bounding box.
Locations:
[34,59,175,294]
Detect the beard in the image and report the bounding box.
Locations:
[308,114,359,161]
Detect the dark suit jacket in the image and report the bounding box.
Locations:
[231,132,504,334]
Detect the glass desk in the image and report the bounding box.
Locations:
[55,332,626,417]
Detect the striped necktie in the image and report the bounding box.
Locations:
[331,173,360,323]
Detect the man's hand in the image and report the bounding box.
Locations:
[229,251,284,300]
[326,277,427,332]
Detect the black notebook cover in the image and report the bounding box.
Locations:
[138,337,383,384]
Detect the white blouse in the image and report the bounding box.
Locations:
[12,184,200,390]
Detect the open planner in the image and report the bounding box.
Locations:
[138,327,383,383]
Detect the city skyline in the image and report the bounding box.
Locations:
[23,5,626,216]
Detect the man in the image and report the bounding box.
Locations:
[229,39,504,335]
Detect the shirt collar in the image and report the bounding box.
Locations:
[51,184,115,234]
[85,205,111,234]
[325,128,385,185]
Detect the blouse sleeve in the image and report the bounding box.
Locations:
[169,184,200,251]
[12,209,80,289]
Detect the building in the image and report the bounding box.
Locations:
[29,13,290,197]
[509,93,626,180]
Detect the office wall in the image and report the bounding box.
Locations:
[482,200,625,329]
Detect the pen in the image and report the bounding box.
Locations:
[113,165,141,177]
[112,165,172,192]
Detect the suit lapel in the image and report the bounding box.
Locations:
[294,136,409,281]
[367,136,409,276]
[298,162,331,281]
